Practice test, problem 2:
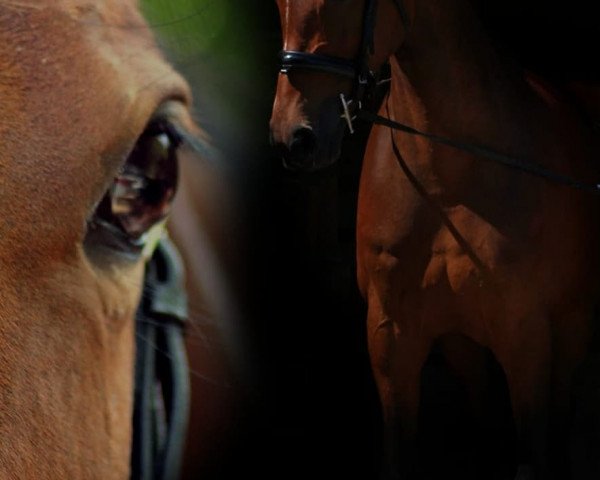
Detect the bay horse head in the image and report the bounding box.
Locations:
[269,0,409,171]
[0,1,205,477]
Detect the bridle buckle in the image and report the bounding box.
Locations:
[340,93,360,134]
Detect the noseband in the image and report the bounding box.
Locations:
[279,0,409,133]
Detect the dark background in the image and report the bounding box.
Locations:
[174,3,384,478]
[220,7,381,479]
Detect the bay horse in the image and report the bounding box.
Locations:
[269,0,600,478]
[0,1,234,478]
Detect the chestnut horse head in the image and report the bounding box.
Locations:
[269,0,408,171]
[270,0,600,478]
[0,1,206,477]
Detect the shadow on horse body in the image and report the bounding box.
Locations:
[0,2,240,478]
[269,0,600,478]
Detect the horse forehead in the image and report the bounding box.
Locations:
[278,0,362,42]
[278,0,326,26]
[0,0,170,76]
[279,0,364,17]
[1,0,141,20]
[0,0,161,64]
[0,0,185,150]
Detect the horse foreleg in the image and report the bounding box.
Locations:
[551,307,593,480]
[494,315,552,480]
[438,333,490,423]
[367,304,431,480]
[438,334,498,476]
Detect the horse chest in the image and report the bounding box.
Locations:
[360,203,523,297]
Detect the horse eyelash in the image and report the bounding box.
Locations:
[168,123,218,163]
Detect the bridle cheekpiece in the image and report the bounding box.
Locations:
[278,0,409,133]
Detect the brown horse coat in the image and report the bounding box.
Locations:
[270,0,600,477]
[0,1,198,477]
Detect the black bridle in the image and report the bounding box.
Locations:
[278,0,600,194]
[131,236,190,480]
[279,0,409,133]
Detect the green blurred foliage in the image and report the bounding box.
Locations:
[141,0,279,160]
[142,0,244,70]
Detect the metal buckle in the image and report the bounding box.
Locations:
[340,93,360,134]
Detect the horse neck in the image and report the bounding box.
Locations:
[390,0,533,142]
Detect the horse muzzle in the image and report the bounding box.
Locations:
[270,95,348,172]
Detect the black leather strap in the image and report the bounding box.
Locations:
[391,0,410,30]
[278,0,406,116]
[131,237,190,480]
[279,50,358,79]
[359,108,600,194]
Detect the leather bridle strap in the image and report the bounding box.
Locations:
[359,108,600,194]
[278,0,409,75]
[391,0,410,30]
[278,0,409,78]
[131,236,191,480]
[279,0,409,133]
[386,116,492,280]
[279,0,382,81]
[279,51,357,79]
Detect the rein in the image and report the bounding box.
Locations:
[360,108,600,194]
[131,235,190,480]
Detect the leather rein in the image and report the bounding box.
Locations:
[131,236,190,480]
[278,0,600,194]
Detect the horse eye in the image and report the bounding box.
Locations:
[86,120,181,256]
[111,124,179,238]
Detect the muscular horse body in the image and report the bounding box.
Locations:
[270,0,600,478]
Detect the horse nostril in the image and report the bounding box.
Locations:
[289,126,317,158]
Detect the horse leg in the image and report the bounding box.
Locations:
[438,334,490,422]
[367,301,431,480]
[494,315,552,480]
[548,365,577,480]
[550,307,593,479]
[438,334,498,476]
